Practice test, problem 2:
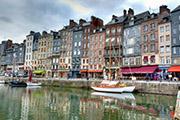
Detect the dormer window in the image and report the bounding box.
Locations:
[129,21,134,26]
[112,19,116,23]
[151,14,155,18]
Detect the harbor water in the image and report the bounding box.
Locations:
[0,84,176,120]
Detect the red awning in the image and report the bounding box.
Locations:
[88,70,103,73]
[80,70,88,73]
[168,66,180,72]
[121,65,158,74]
[80,70,103,73]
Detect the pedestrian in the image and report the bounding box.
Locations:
[169,74,172,81]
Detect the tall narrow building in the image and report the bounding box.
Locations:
[71,19,86,78]
[171,5,180,65]
[80,16,103,78]
[141,13,158,66]
[158,5,171,78]
[59,20,77,78]
[122,9,150,78]
[105,11,127,80]
[88,27,105,78]
[25,31,40,70]
[37,31,53,76]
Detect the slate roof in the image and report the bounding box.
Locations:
[172,5,180,13]
[106,15,127,25]
[134,11,150,20]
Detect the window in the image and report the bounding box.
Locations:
[150,55,155,63]
[166,35,170,41]
[112,28,116,34]
[136,57,141,65]
[74,50,76,55]
[128,38,134,45]
[166,56,170,64]
[160,26,164,33]
[143,25,148,32]
[150,23,155,29]
[143,56,148,64]
[150,44,155,52]
[106,29,110,35]
[166,45,170,53]
[160,57,165,64]
[99,51,102,55]
[127,48,134,54]
[124,58,129,65]
[160,46,164,53]
[129,21,134,26]
[117,27,121,33]
[173,47,176,54]
[144,35,148,41]
[173,29,177,34]
[74,42,77,47]
[173,38,177,44]
[78,41,81,46]
[144,45,148,53]
[150,33,155,40]
[160,36,164,42]
[78,50,80,55]
[130,58,135,65]
[165,25,170,32]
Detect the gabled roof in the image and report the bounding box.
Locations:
[172,5,180,13]
[134,11,150,20]
[106,15,127,25]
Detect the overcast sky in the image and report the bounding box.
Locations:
[0,0,180,43]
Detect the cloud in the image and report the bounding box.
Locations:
[0,0,180,43]
[58,0,93,15]
[0,16,13,23]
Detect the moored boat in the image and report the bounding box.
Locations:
[26,82,42,86]
[26,70,41,86]
[9,80,27,87]
[0,80,5,84]
[91,80,135,93]
[91,85,135,93]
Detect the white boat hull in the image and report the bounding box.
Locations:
[0,80,5,84]
[91,86,135,93]
[26,82,42,86]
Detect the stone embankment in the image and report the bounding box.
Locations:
[0,77,179,95]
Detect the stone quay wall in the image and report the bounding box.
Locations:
[1,77,180,95]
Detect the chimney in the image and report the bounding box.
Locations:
[128,8,134,17]
[123,10,127,16]
[30,31,35,35]
[112,15,117,19]
[69,19,77,28]
[79,19,86,26]
[159,5,170,14]
[42,31,47,35]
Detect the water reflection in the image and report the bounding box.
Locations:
[0,86,176,120]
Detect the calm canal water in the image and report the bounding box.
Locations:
[0,84,177,120]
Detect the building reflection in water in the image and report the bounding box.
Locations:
[0,86,176,120]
